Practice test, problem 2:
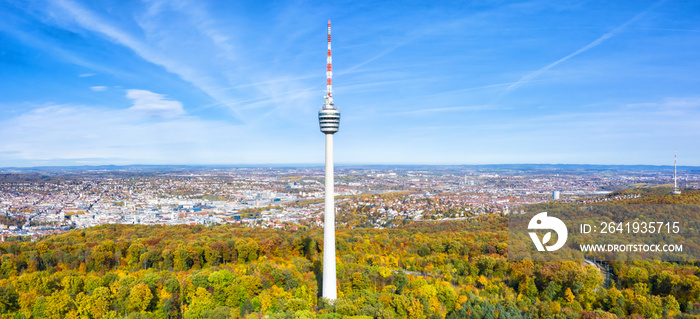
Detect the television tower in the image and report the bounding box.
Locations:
[319,19,340,300]
[672,149,681,195]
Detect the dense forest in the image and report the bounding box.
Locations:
[0,191,699,318]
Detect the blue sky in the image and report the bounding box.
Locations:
[0,0,699,166]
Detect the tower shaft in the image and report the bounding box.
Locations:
[323,134,337,300]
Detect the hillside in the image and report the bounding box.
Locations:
[0,190,699,318]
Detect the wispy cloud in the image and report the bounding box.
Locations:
[0,23,128,77]
[90,86,106,91]
[625,97,700,116]
[126,89,185,119]
[0,103,309,166]
[626,97,700,109]
[506,0,666,92]
[48,0,242,119]
[341,41,411,74]
[166,0,237,60]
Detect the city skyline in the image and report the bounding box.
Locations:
[1,0,699,166]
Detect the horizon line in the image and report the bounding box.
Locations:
[2,163,699,170]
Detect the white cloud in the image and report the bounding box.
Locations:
[79,73,94,77]
[90,86,107,91]
[0,104,319,166]
[126,89,185,119]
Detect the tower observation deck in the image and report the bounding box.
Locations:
[319,20,340,134]
[319,99,340,133]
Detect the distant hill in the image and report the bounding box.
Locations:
[2,163,699,173]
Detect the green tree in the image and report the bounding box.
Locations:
[0,284,19,313]
[185,287,215,319]
[128,242,145,269]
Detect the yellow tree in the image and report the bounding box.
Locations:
[258,290,273,314]
[564,288,575,304]
[18,290,37,318]
[407,296,425,319]
[129,282,153,313]
[75,292,91,317]
[90,287,112,318]
[45,290,74,319]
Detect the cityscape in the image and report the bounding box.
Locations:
[2,165,696,240]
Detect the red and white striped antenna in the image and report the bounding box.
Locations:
[324,20,334,108]
[327,20,332,97]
